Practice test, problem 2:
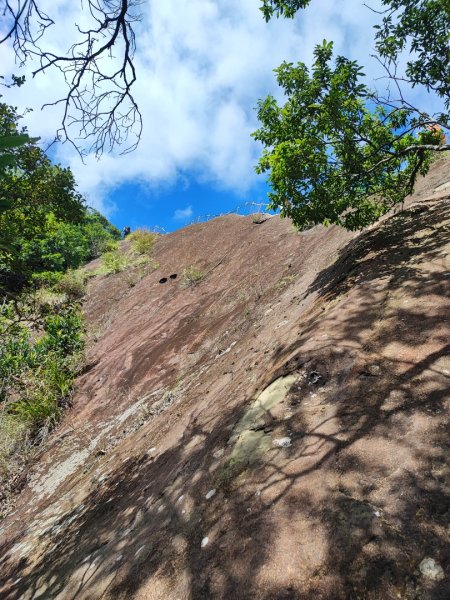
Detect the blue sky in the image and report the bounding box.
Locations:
[108,177,271,233]
[1,0,445,232]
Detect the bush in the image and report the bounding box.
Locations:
[181,266,205,287]
[101,247,129,274]
[56,268,88,299]
[128,228,158,254]
[33,287,68,314]
[30,270,63,288]
[124,257,160,287]
[0,297,84,479]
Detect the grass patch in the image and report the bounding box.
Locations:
[100,247,130,274]
[98,237,159,280]
[0,415,27,478]
[128,228,158,254]
[124,257,160,287]
[181,266,205,287]
[56,268,89,299]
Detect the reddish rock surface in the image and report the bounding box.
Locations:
[0,157,449,599]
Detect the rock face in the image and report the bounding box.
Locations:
[0,156,449,599]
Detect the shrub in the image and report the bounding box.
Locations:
[124,257,159,287]
[56,268,88,299]
[33,287,68,314]
[30,270,63,287]
[181,266,205,287]
[0,297,84,480]
[128,228,158,255]
[100,239,119,253]
[101,247,129,274]
[37,306,84,356]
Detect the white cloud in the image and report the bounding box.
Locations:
[1,0,443,216]
[173,205,193,221]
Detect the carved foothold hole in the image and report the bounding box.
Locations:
[169,274,177,280]
[159,277,168,284]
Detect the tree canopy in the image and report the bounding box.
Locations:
[255,0,450,229]
[0,100,120,292]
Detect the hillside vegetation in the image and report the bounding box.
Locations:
[0,101,125,502]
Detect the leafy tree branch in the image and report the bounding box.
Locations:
[254,1,450,229]
[253,41,449,230]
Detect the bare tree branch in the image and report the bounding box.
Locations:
[1,0,142,157]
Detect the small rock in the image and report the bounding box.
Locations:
[367,364,381,376]
[205,489,216,500]
[419,557,444,581]
[177,495,185,503]
[115,554,123,563]
[373,510,381,517]
[201,537,209,548]
[213,448,224,459]
[273,437,292,448]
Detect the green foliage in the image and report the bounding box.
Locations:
[128,228,158,254]
[0,296,84,437]
[0,100,120,293]
[260,0,311,21]
[0,98,118,483]
[181,266,205,287]
[375,0,450,108]
[0,102,39,181]
[56,269,89,299]
[0,103,39,255]
[253,41,443,230]
[256,2,449,230]
[0,292,84,482]
[83,208,121,257]
[100,246,129,274]
[260,0,450,110]
[99,232,160,278]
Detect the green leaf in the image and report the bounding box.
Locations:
[0,197,12,212]
[0,134,32,150]
[0,154,16,169]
